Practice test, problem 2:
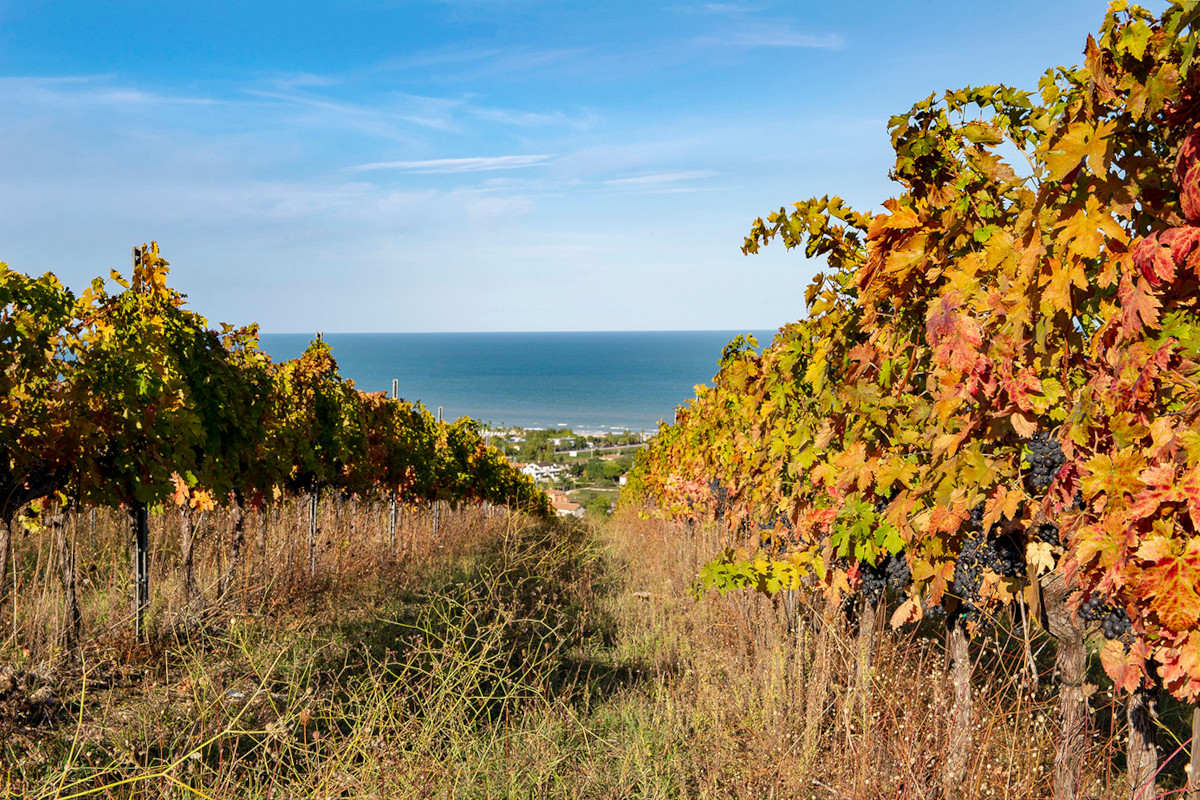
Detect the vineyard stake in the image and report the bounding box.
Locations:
[131,503,149,641]
[1189,707,1200,800]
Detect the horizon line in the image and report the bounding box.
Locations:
[257,327,781,336]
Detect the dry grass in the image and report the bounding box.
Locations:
[0,500,1182,798]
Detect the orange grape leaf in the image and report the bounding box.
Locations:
[890,596,923,629]
[1100,638,1149,694]
[1135,539,1200,632]
[1010,411,1037,438]
[925,292,983,373]
[1117,273,1162,335]
[1158,632,1200,702]
[169,473,190,507]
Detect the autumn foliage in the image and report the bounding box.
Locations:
[626,1,1200,704]
[1,243,548,526]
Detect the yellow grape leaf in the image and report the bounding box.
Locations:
[1081,448,1146,499]
[1027,541,1056,576]
[1043,119,1117,182]
[1058,196,1128,258]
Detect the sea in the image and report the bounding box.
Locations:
[258,331,777,434]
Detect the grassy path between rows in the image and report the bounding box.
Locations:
[0,505,1164,798]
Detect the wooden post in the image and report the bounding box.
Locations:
[56,504,80,654]
[434,406,443,539]
[180,508,197,610]
[131,503,149,640]
[1127,688,1159,800]
[0,517,10,611]
[307,491,319,578]
[388,498,397,550]
[1189,706,1200,800]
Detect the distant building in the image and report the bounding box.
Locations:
[546,489,584,518]
[518,461,566,483]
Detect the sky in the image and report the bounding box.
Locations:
[0,1,1162,332]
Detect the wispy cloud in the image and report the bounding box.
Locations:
[697,24,843,49]
[350,154,556,173]
[605,170,718,186]
[0,75,218,107]
[701,3,759,15]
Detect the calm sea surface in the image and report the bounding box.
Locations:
[258,331,776,433]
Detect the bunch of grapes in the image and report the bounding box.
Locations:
[708,478,728,518]
[953,520,1026,620]
[757,515,791,554]
[884,552,912,589]
[1101,606,1133,641]
[1079,594,1133,641]
[952,528,987,617]
[858,552,911,603]
[1033,522,1060,547]
[860,561,889,603]
[979,534,1026,579]
[1024,431,1066,492]
[1079,594,1106,622]
[968,503,986,531]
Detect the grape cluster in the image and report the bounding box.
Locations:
[1079,594,1133,641]
[968,503,986,531]
[1079,594,1106,622]
[1024,431,1065,492]
[1102,607,1133,641]
[885,552,912,588]
[952,521,1026,619]
[1033,522,1060,547]
[708,479,728,518]
[858,552,912,603]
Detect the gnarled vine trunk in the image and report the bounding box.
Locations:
[180,508,199,611]
[1043,571,1088,800]
[219,501,245,603]
[853,598,879,731]
[942,616,973,800]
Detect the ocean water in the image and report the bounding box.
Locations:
[258,331,776,433]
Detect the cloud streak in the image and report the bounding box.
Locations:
[697,25,843,49]
[350,154,556,173]
[605,170,719,186]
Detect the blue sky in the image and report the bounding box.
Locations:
[0,1,1152,332]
